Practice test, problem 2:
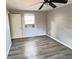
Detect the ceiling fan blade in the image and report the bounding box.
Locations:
[50,0,68,3]
[39,2,45,10]
[49,2,56,8]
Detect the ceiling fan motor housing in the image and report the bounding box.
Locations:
[44,0,49,3]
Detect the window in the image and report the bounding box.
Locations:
[24,14,35,27]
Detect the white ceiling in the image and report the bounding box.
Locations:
[6,0,72,11]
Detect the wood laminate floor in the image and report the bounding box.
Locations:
[7,36,72,59]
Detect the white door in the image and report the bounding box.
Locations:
[10,14,22,39]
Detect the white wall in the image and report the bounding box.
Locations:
[22,12,47,37]
[47,4,72,49]
[9,11,47,38]
[6,10,12,57]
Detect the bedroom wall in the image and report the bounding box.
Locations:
[6,10,12,57]
[9,11,47,38]
[22,12,47,37]
[47,4,72,49]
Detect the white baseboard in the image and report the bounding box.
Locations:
[6,42,12,59]
[23,34,46,38]
[46,34,72,49]
[12,34,46,39]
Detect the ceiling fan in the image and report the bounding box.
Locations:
[38,0,68,10]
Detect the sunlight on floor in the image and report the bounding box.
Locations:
[25,41,38,59]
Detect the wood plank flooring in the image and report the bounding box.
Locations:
[7,36,72,59]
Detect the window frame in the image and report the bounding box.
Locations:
[24,13,35,28]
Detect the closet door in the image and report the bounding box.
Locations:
[10,14,22,39]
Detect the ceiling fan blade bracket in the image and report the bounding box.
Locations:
[49,2,56,8]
